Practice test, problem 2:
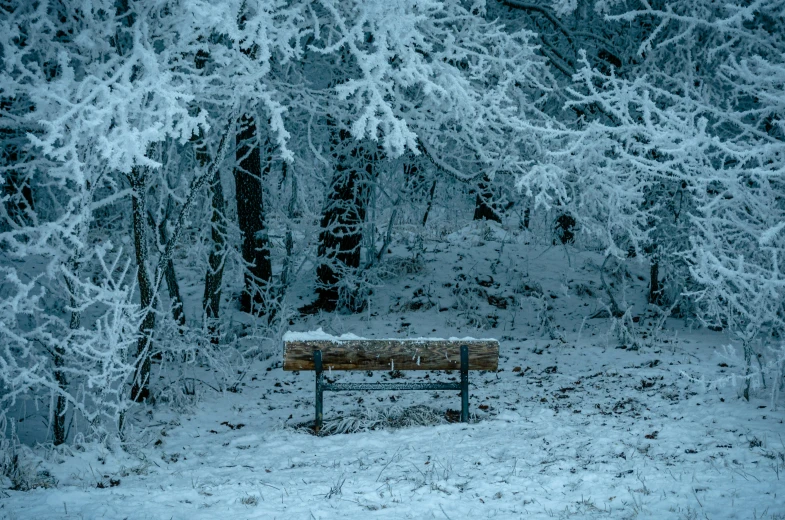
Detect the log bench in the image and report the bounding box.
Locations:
[283,332,499,431]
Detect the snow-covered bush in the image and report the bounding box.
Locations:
[516,0,785,394]
[0,0,227,440]
[0,247,140,443]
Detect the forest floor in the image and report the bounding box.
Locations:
[2,222,784,519]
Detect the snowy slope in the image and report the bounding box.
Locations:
[2,223,783,519]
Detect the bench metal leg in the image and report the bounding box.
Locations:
[314,350,324,431]
[460,344,469,423]
[314,347,470,428]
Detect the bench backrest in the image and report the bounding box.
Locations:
[283,338,499,371]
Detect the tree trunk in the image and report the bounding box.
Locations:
[301,118,370,314]
[280,162,296,290]
[191,51,225,337]
[234,115,272,316]
[554,213,576,244]
[124,117,232,401]
[743,340,754,401]
[51,340,67,444]
[649,256,662,306]
[53,294,77,446]
[149,208,186,329]
[422,180,437,227]
[114,0,153,404]
[473,174,501,223]
[130,170,155,402]
[53,265,84,445]
[160,225,185,329]
[310,135,370,312]
[0,121,33,228]
[313,166,368,312]
[199,136,226,340]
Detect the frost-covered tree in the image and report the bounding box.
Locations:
[516,0,784,393]
[1,0,552,437]
[0,0,269,435]
[292,0,552,311]
[495,0,688,306]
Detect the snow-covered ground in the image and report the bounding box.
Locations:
[2,223,784,519]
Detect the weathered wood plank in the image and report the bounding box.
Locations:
[283,339,499,371]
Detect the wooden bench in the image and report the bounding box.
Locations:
[283,332,499,431]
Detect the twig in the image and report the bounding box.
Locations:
[500,1,575,47]
[181,377,221,393]
[376,447,401,482]
[692,487,703,509]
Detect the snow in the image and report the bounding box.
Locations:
[2,224,784,519]
[760,222,785,246]
[3,337,783,519]
[283,328,496,343]
[283,328,367,342]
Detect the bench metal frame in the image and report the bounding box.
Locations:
[313,344,470,430]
